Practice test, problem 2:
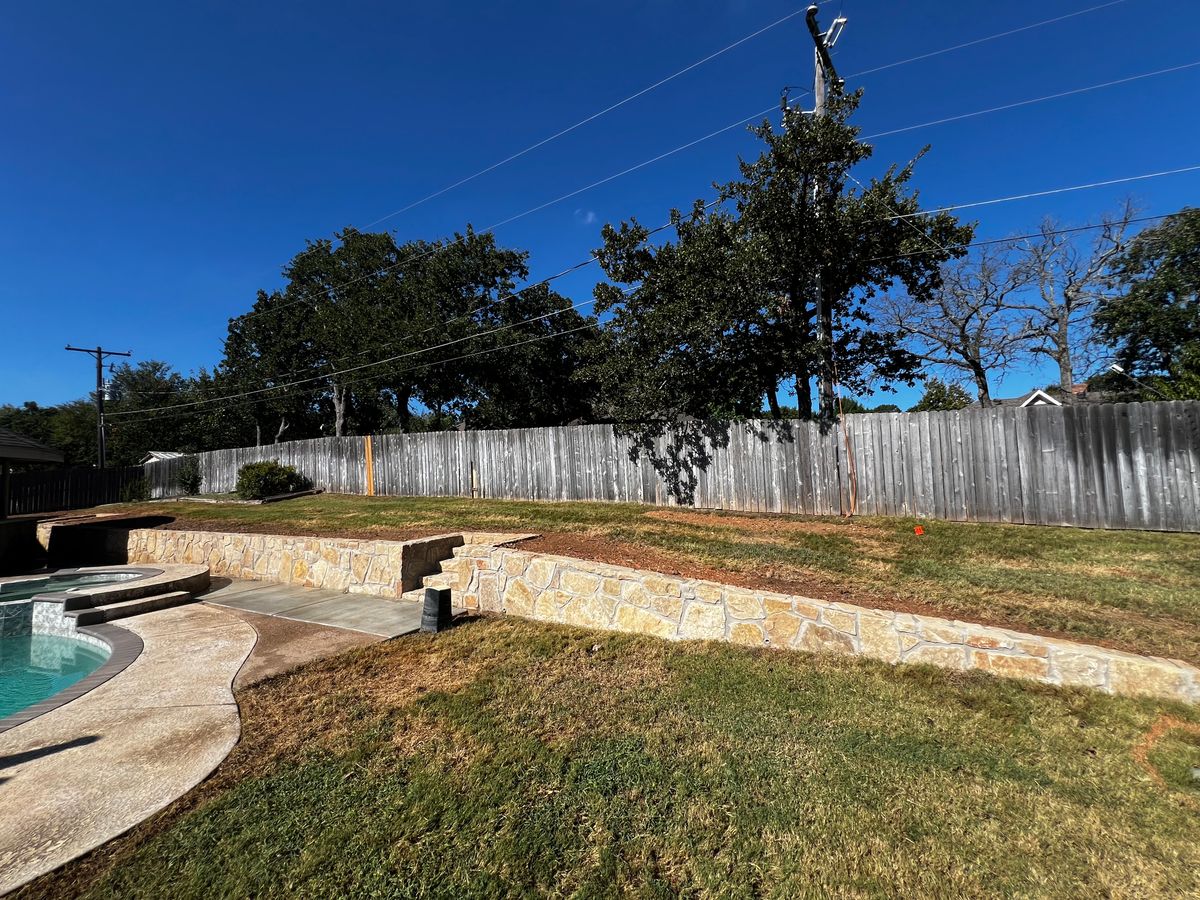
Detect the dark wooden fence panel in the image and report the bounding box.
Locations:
[139,402,1200,532]
[8,465,145,515]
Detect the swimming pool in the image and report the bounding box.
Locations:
[0,632,110,719]
[0,570,148,720]
[0,571,145,604]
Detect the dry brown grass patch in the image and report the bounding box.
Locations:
[644,508,887,539]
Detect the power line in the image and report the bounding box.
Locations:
[144,157,1200,419]
[241,195,727,385]
[145,11,1182,410]
[848,0,1128,80]
[168,143,1200,412]
[866,213,1171,264]
[844,171,953,258]
[110,292,605,418]
[236,0,1127,326]
[333,58,1200,368]
[117,211,1158,425]
[882,165,1200,222]
[65,345,132,468]
[360,7,815,228]
[862,60,1200,141]
[362,0,1123,228]
[116,209,1180,423]
[115,320,604,423]
[238,102,781,323]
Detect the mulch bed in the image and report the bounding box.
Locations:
[519,532,939,615]
[517,533,1151,657]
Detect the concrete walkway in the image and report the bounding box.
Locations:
[200,578,425,638]
[0,603,256,895]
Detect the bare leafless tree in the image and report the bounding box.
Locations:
[882,244,1031,407]
[1012,200,1137,390]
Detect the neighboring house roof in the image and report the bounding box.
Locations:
[969,388,1068,409]
[141,451,185,464]
[0,427,64,464]
[1017,389,1063,408]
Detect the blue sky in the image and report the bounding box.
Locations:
[2,0,1198,411]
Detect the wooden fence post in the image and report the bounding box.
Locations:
[364,435,375,497]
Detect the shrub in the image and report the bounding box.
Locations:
[176,456,202,495]
[121,477,150,503]
[235,460,312,501]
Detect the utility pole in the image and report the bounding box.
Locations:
[804,4,846,424]
[66,345,132,468]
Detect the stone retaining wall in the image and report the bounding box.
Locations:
[38,527,465,599]
[455,545,1200,705]
[125,529,464,597]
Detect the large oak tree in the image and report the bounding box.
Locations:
[585,90,970,499]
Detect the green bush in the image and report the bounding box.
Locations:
[121,477,150,503]
[235,460,312,501]
[176,456,202,495]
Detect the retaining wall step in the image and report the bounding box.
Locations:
[66,591,196,625]
[451,544,496,559]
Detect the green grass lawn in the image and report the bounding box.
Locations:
[25,618,1200,898]
[114,494,1200,664]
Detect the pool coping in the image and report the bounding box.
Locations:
[0,622,144,735]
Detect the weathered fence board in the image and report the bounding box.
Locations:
[7,465,145,515]
[136,402,1200,532]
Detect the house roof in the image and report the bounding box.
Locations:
[1017,389,1063,408]
[969,388,1067,409]
[141,451,185,463]
[0,427,64,464]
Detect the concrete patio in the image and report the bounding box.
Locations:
[0,603,256,895]
[199,578,431,637]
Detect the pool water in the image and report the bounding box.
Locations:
[0,634,110,719]
[0,571,142,604]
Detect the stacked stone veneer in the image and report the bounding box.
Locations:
[447,545,1200,704]
[0,594,107,649]
[118,529,464,598]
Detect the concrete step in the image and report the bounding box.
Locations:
[423,572,459,590]
[402,572,462,603]
[67,591,197,625]
[400,586,467,616]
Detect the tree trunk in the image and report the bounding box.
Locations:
[332,384,347,437]
[1057,339,1074,392]
[274,417,289,444]
[795,372,813,421]
[255,422,261,447]
[970,363,993,408]
[394,386,412,433]
[767,391,782,420]
[816,289,836,423]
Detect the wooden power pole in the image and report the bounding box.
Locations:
[804,4,846,424]
[66,345,132,468]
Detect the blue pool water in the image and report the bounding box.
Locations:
[0,634,110,719]
[0,571,142,603]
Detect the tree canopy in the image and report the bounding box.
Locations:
[217,227,599,441]
[584,90,970,498]
[908,379,973,412]
[1096,208,1200,399]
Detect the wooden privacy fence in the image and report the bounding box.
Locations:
[142,401,1200,532]
[6,465,145,516]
